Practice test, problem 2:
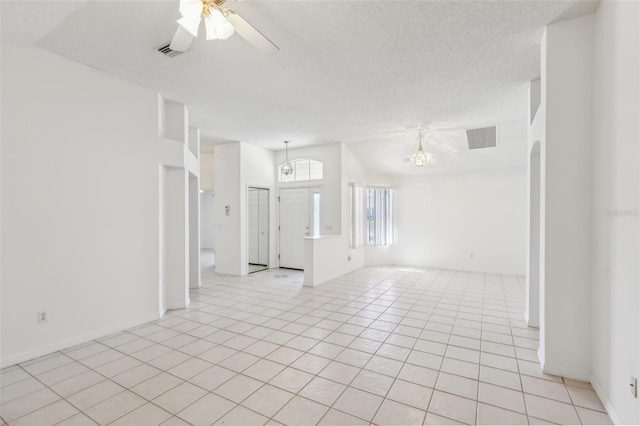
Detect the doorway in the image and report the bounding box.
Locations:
[248,187,269,274]
[279,187,321,270]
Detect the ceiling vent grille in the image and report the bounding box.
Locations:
[156,43,183,58]
[466,126,497,149]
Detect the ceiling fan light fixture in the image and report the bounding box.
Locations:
[204,9,235,40]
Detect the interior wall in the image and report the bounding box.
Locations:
[200,152,215,191]
[591,0,640,423]
[200,191,215,249]
[541,13,594,380]
[393,169,527,275]
[1,44,161,366]
[213,143,241,275]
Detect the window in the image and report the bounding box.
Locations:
[350,184,394,248]
[279,159,323,182]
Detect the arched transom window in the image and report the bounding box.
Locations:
[279,159,323,182]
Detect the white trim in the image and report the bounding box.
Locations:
[0,313,160,369]
[542,362,592,382]
[592,376,624,425]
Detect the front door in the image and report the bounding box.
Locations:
[279,188,310,269]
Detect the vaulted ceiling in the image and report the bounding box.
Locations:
[1,0,598,175]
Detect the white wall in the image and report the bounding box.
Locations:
[200,191,215,249]
[591,1,640,423]
[213,143,241,275]
[540,14,594,380]
[200,152,215,191]
[393,169,527,275]
[1,44,162,366]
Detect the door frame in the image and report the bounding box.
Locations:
[277,185,323,269]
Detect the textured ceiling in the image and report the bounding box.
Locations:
[1,0,598,176]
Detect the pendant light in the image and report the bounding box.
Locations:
[409,129,436,167]
[282,141,293,175]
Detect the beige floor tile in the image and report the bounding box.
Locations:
[476,402,528,425]
[95,357,141,378]
[308,342,344,359]
[524,393,580,424]
[168,357,212,380]
[406,350,444,371]
[63,342,109,361]
[219,352,261,373]
[333,387,383,421]
[153,382,207,414]
[50,371,104,398]
[351,369,394,397]
[57,413,99,425]
[273,396,329,426]
[269,367,314,393]
[564,378,593,390]
[0,368,31,388]
[435,372,478,401]
[197,346,238,364]
[187,366,235,391]
[214,375,263,403]
[130,344,173,362]
[521,375,572,404]
[388,379,434,410]
[375,343,411,361]
[266,347,305,366]
[478,365,521,391]
[335,348,372,368]
[213,405,269,426]
[424,411,466,425]
[20,354,73,376]
[299,377,346,406]
[160,416,191,426]
[0,388,60,422]
[79,349,125,369]
[567,385,606,411]
[480,352,519,373]
[364,356,404,377]
[243,384,295,417]
[11,400,78,426]
[84,390,145,425]
[373,398,426,426]
[527,416,558,425]
[1,378,45,404]
[397,364,439,388]
[177,393,235,426]
[440,357,479,380]
[291,353,331,375]
[110,402,172,426]
[147,351,191,371]
[130,372,183,400]
[428,390,477,425]
[318,408,368,425]
[36,362,88,386]
[112,364,162,388]
[576,406,612,425]
[243,341,280,358]
[317,361,360,385]
[66,380,125,411]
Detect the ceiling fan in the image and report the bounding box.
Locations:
[169,0,279,56]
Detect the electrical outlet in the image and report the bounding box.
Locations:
[631,376,638,398]
[38,312,48,323]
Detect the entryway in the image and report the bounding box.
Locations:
[279,187,321,270]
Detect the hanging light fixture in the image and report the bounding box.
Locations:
[281,141,294,175]
[409,129,437,167]
[177,0,235,41]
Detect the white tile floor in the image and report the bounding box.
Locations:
[1,266,612,425]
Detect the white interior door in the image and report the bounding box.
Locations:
[258,190,269,265]
[279,188,310,269]
[248,190,259,264]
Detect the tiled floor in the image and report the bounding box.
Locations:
[1,266,612,425]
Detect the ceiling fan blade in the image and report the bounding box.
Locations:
[226,11,279,56]
[169,26,194,52]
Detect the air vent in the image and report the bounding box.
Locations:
[156,43,183,58]
[466,126,497,150]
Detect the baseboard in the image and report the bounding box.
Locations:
[543,362,592,382]
[0,313,160,369]
[591,375,624,425]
